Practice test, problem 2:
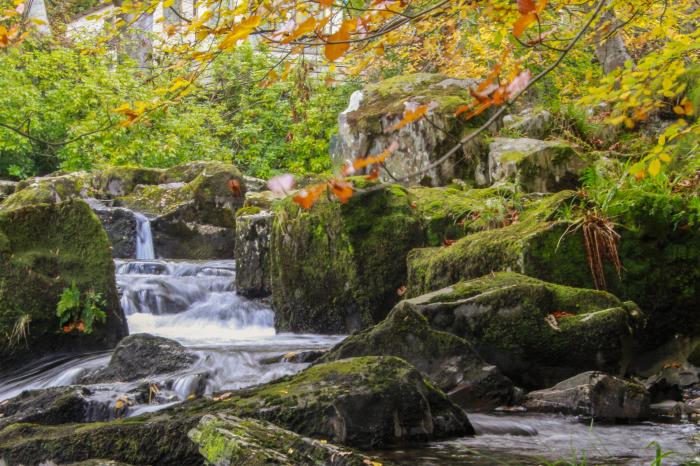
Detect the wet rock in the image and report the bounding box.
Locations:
[501,108,553,139]
[91,206,137,258]
[0,200,127,370]
[151,213,236,259]
[332,73,487,186]
[80,334,196,384]
[260,350,326,365]
[0,386,111,430]
[271,181,424,334]
[524,371,650,421]
[235,211,273,298]
[320,301,515,410]
[242,175,267,192]
[645,364,700,403]
[188,414,376,466]
[407,272,643,389]
[487,137,586,192]
[0,356,472,464]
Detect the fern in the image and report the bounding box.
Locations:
[56,281,81,327]
[56,282,106,334]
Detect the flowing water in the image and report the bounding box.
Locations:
[0,209,698,465]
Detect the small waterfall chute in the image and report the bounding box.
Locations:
[134,212,155,260]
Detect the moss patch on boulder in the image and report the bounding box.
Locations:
[270,183,424,333]
[407,272,643,388]
[0,200,127,369]
[0,356,472,464]
[1,172,92,210]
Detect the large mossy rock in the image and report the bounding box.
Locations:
[408,190,700,348]
[188,414,376,466]
[1,172,92,210]
[320,302,515,410]
[271,183,424,334]
[407,189,576,295]
[0,200,127,370]
[0,180,17,202]
[486,137,586,192]
[92,167,164,197]
[333,73,486,186]
[407,272,643,388]
[0,356,472,464]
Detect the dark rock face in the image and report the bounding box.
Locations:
[0,200,127,371]
[235,212,273,298]
[406,272,643,389]
[320,302,515,411]
[271,183,424,334]
[188,414,376,466]
[0,180,17,201]
[92,206,137,258]
[80,333,196,384]
[151,212,236,259]
[0,386,111,430]
[524,371,650,421]
[0,356,472,464]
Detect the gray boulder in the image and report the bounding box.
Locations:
[90,205,137,258]
[502,108,553,139]
[524,371,650,421]
[80,333,196,383]
[487,137,586,192]
[235,211,273,298]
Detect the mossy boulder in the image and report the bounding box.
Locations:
[486,137,587,192]
[92,167,164,197]
[407,190,577,295]
[319,302,515,410]
[0,200,127,370]
[409,184,521,246]
[188,414,376,466]
[1,172,92,210]
[407,272,643,389]
[0,356,472,464]
[333,73,487,186]
[270,183,424,333]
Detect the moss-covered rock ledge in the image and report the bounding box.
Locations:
[270,181,424,333]
[0,200,127,370]
[407,272,643,389]
[0,356,472,464]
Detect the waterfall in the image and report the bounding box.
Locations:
[134,212,155,260]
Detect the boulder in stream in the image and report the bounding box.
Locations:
[271,181,424,334]
[524,371,650,421]
[320,301,516,410]
[188,414,376,466]
[80,333,196,384]
[406,272,643,389]
[0,199,127,370]
[0,356,473,464]
[235,210,273,298]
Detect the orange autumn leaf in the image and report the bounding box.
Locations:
[325,20,352,61]
[281,17,317,45]
[517,0,537,14]
[293,184,325,209]
[365,167,380,180]
[345,141,399,175]
[385,103,434,132]
[330,179,354,203]
[513,12,537,37]
[228,179,242,196]
[552,311,575,319]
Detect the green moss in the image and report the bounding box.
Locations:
[411,272,643,388]
[236,206,262,217]
[94,166,163,196]
[271,182,424,333]
[0,200,127,370]
[407,190,577,295]
[2,173,89,210]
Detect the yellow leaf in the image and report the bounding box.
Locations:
[513,12,536,38]
[325,21,352,62]
[648,158,661,177]
[673,105,685,115]
[218,15,261,50]
[659,153,671,163]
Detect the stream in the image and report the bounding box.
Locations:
[0,213,699,465]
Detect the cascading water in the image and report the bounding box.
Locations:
[133,212,155,260]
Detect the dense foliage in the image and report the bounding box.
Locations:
[0,40,355,180]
